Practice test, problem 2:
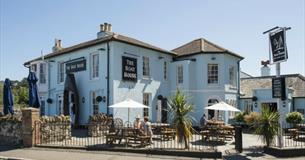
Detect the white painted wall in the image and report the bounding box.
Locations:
[30,41,241,126]
[110,41,172,123]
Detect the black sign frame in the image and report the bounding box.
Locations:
[66,59,86,73]
[272,77,286,100]
[269,28,288,63]
[122,56,137,82]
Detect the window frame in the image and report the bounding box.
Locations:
[31,64,37,72]
[177,65,183,84]
[40,98,46,116]
[39,63,47,84]
[57,94,63,115]
[142,56,150,77]
[57,62,65,84]
[207,64,219,84]
[91,91,99,115]
[164,61,167,81]
[229,66,236,86]
[91,53,100,79]
[143,93,150,117]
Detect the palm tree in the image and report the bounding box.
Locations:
[168,90,194,149]
[252,106,280,147]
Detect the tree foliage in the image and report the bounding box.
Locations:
[168,90,194,149]
[1,78,29,110]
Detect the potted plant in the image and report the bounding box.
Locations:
[168,90,194,149]
[249,107,280,147]
[286,111,304,128]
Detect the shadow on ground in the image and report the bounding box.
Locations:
[222,146,266,160]
[0,146,22,152]
[71,128,88,137]
[191,139,227,146]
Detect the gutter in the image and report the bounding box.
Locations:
[237,59,241,109]
[106,42,110,115]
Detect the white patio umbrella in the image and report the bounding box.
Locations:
[205,101,241,112]
[109,98,149,122]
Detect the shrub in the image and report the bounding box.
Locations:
[253,107,280,147]
[286,112,304,124]
[234,112,246,123]
[244,112,260,125]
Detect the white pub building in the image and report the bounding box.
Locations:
[24,23,243,126]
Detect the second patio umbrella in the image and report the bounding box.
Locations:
[3,78,14,115]
[109,98,149,122]
[205,101,241,112]
[27,72,40,108]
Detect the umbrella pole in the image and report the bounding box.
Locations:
[128,108,130,123]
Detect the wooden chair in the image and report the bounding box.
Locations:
[106,118,124,144]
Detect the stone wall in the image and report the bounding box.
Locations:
[0,114,23,146]
[88,113,112,137]
[38,115,71,143]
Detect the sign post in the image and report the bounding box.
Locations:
[264,26,290,148]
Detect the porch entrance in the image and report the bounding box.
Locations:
[261,102,277,112]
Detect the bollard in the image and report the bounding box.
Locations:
[235,125,243,153]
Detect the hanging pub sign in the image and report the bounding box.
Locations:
[272,77,286,100]
[269,28,288,63]
[66,59,86,73]
[122,56,137,82]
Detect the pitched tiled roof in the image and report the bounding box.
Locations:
[172,38,244,59]
[241,74,305,98]
[24,33,176,65]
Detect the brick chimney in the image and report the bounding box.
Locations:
[97,23,113,38]
[52,39,63,52]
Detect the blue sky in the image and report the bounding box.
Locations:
[0,0,304,80]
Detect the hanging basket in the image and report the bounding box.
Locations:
[96,96,103,103]
[47,98,53,104]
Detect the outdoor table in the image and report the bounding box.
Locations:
[151,123,170,133]
[106,127,139,145]
[151,123,170,127]
[201,125,234,142]
[207,120,225,126]
[288,128,298,139]
[297,124,305,131]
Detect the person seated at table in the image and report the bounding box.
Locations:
[143,116,153,143]
[133,115,144,129]
[200,114,208,127]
